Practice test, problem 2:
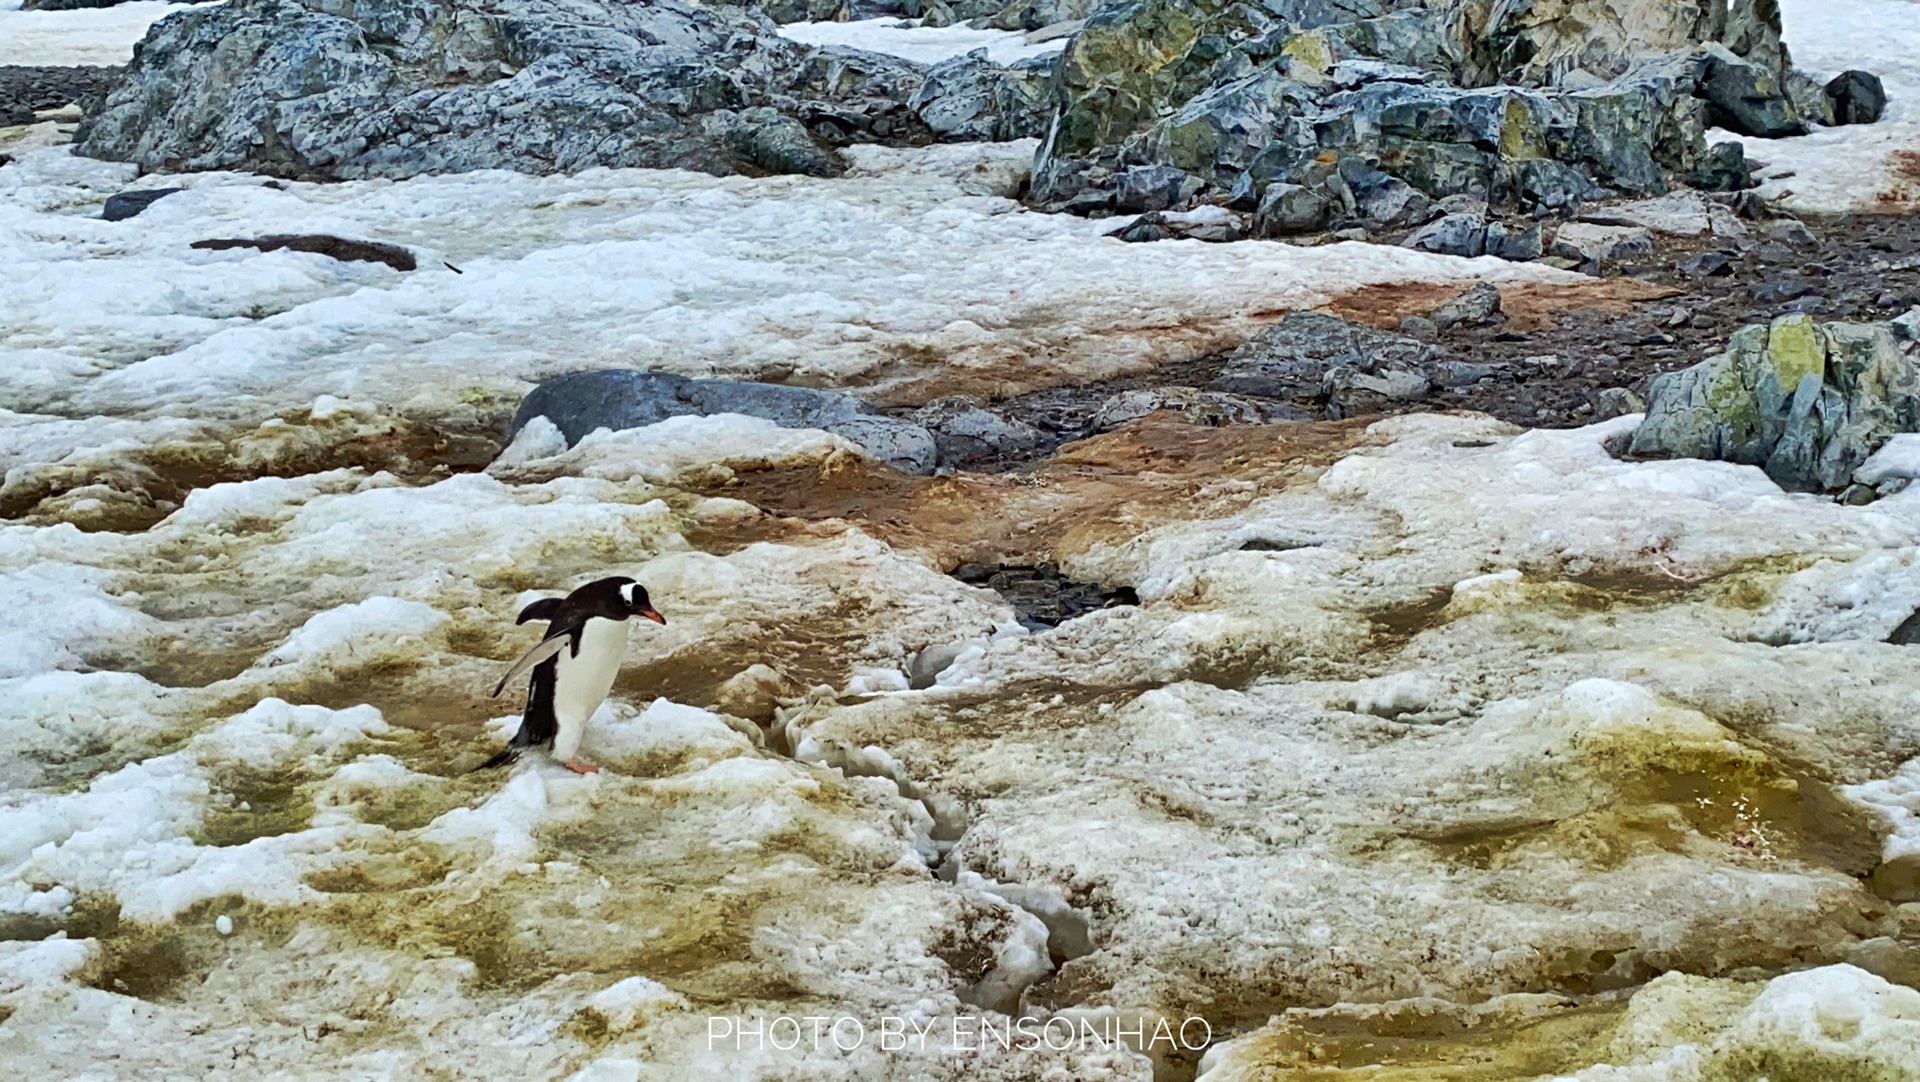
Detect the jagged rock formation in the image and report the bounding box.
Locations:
[1629,310,1920,493]
[73,0,1035,180]
[1027,0,1869,228]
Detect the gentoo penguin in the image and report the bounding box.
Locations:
[478,576,665,774]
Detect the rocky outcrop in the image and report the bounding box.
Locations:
[1628,312,1920,493]
[511,369,941,474]
[77,0,951,180]
[1026,0,1835,226]
[909,52,1054,143]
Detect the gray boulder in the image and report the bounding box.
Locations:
[1089,388,1287,432]
[510,370,939,474]
[1549,221,1654,266]
[1431,281,1502,329]
[910,396,1043,466]
[1253,182,1333,236]
[1115,164,1204,213]
[1628,315,1920,493]
[1484,219,1543,261]
[1698,44,1805,137]
[909,51,1054,143]
[77,0,936,180]
[1402,210,1486,257]
[1595,386,1647,420]
[1213,311,1436,401]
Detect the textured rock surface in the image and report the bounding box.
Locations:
[1629,312,1920,492]
[909,52,1054,143]
[511,369,940,474]
[1028,0,1806,218]
[77,0,941,179]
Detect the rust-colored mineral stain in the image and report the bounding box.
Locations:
[1321,278,1679,335]
[704,416,1378,568]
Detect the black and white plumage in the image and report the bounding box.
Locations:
[478,575,665,774]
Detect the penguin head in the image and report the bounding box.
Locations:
[612,577,667,625]
[571,575,666,624]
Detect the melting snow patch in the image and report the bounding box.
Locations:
[777,18,1067,66]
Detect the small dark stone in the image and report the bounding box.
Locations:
[1680,251,1733,278]
[1750,280,1815,304]
[102,187,183,221]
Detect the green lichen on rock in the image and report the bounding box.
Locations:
[1630,313,1920,493]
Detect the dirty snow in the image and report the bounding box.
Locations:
[0,0,197,66]
[778,18,1067,66]
[1733,0,1920,210]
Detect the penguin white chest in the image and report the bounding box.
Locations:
[553,616,629,734]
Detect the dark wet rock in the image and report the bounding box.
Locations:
[1826,70,1887,127]
[102,187,183,221]
[909,51,1054,143]
[1698,45,1805,138]
[1484,219,1543,262]
[1432,281,1503,330]
[910,396,1043,467]
[0,65,122,126]
[1402,211,1486,258]
[951,562,1136,630]
[191,235,417,271]
[76,0,938,180]
[1629,314,1920,493]
[510,369,939,474]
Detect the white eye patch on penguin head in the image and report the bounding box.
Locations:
[618,579,665,625]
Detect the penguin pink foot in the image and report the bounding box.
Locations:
[563,758,601,775]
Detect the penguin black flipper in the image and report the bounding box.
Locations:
[516,597,563,626]
[489,632,572,698]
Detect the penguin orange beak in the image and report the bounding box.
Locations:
[638,607,666,625]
